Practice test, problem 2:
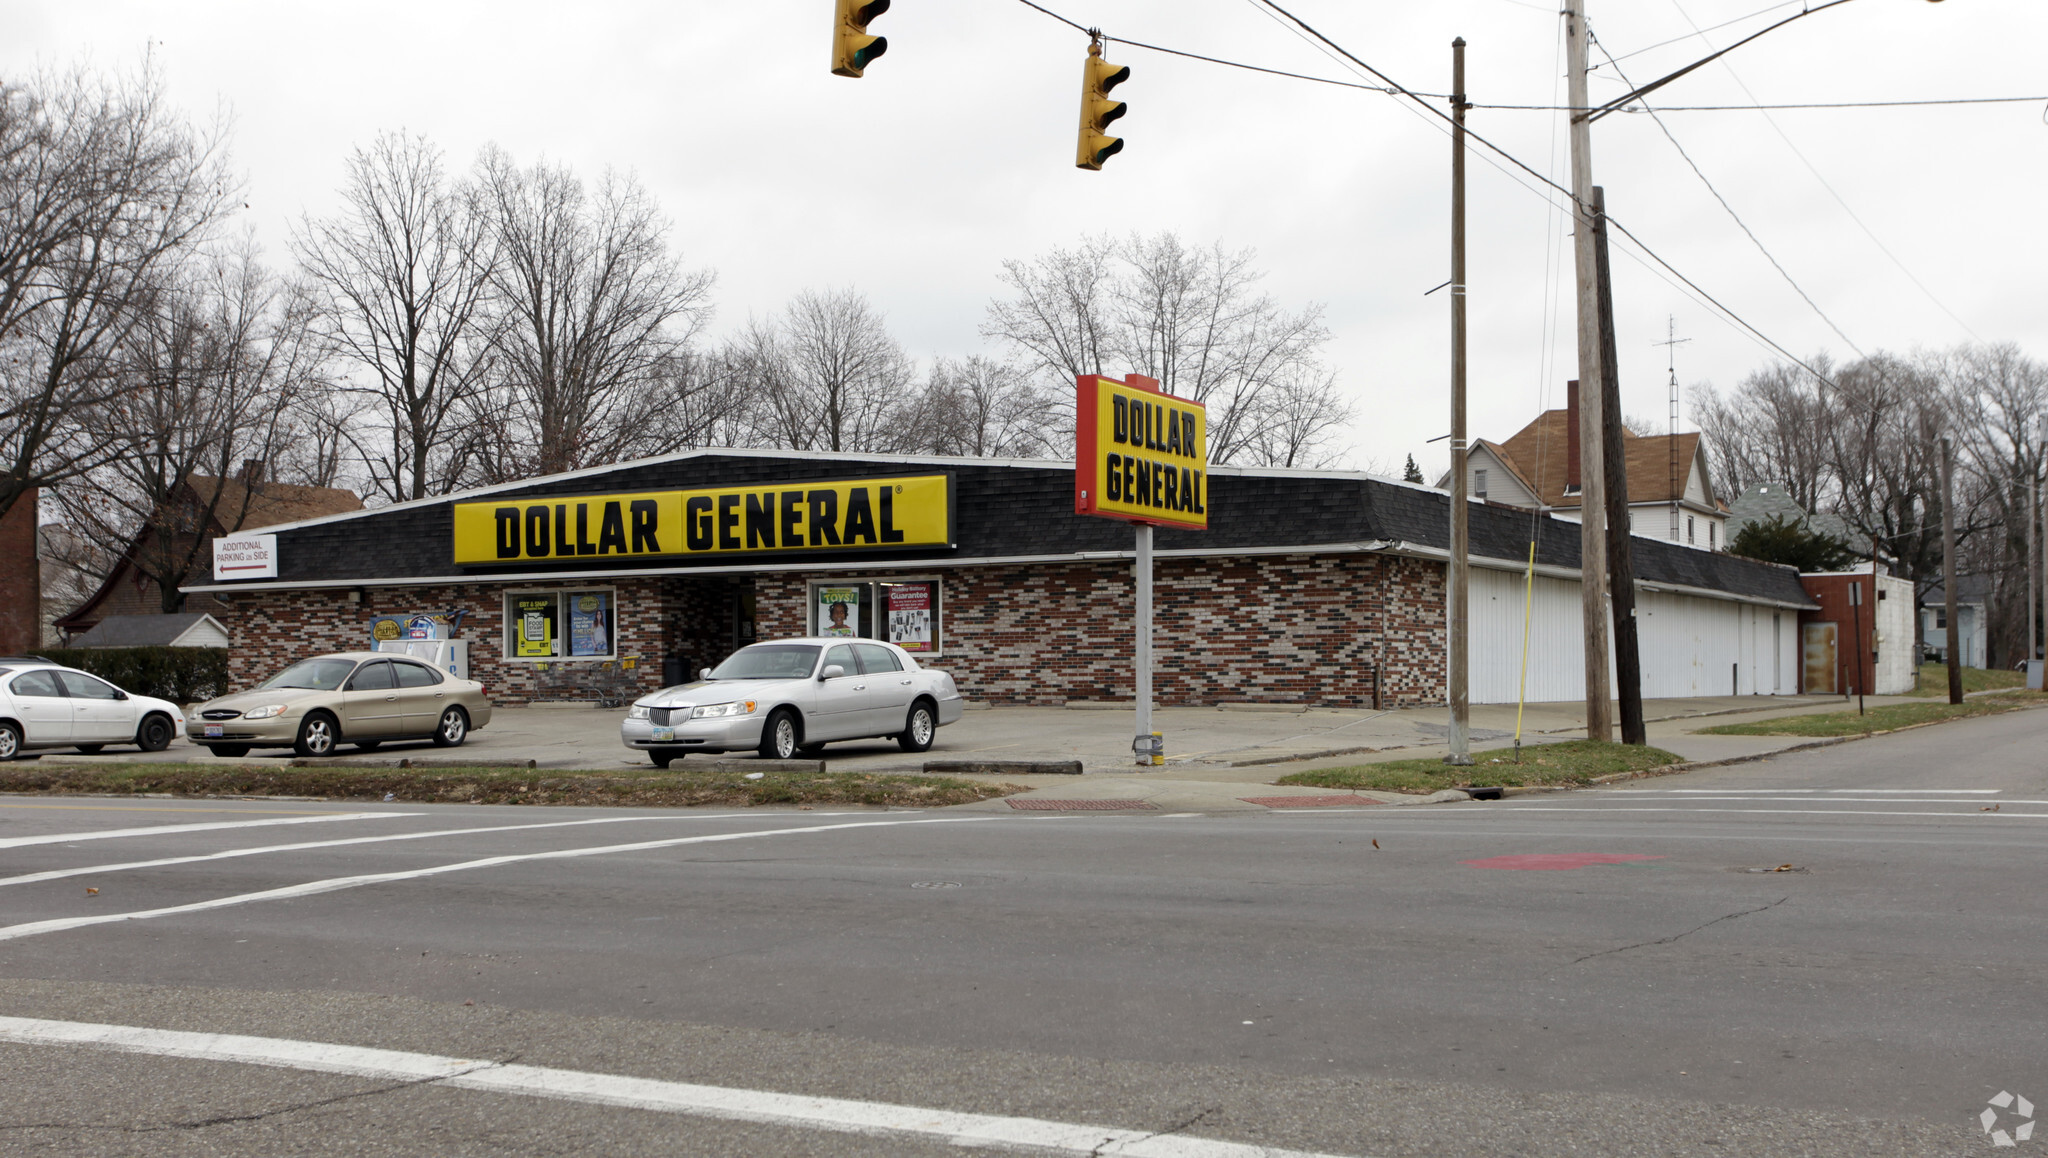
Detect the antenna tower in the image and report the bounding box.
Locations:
[1653,317,1692,542]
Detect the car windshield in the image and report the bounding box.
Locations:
[708,644,821,680]
[255,658,360,691]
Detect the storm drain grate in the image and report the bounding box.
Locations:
[1006,799,1159,811]
[1241,795,1382,808]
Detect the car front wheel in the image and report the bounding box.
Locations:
[0,722,20,761]
[432,707,469,747]
[898,701,937,753]
[650,748,682,769]
[293,713,339,759]
[208,744,251,758]
[758,709,801,760]
[136,714,175,752]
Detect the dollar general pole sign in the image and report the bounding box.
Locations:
[1073,374,1208,530]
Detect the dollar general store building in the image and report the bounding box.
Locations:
[185,449,1815,707]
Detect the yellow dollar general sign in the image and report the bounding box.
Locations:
[1073,374,1208,530]
[452,475,954,565]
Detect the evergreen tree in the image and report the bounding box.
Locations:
[1726,514,1857,572]
[1402,454,1424,484]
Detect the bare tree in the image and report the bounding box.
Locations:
[460,147,715,482]
[0,61,234,523]
[886,356,1056,459]
[1941,343,2048,665]
[58,240,318,611]
[1235,367,1355,468]
[292,132,492,502]
[1692,355,1838,512]
[982,231,1348,465]
[734,289,909,454]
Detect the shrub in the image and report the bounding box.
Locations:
[26,647,231,704]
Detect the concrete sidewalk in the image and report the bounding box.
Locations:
[20,690,1913,815]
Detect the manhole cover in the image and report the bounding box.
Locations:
[1006,799,1159,811]
[1241,795,1381,808]
[910,881,961,889]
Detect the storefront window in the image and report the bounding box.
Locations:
[807,577,942,656]
[504,589,615,660]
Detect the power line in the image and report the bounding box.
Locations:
[1663,0,1983,342]
[1003,0,1847,389]
[1595,0,1802,70]
[1591,30,1868,359]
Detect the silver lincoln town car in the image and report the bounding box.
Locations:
[620,638,965,766]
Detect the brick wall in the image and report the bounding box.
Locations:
[212,554,1449,709]
[212,580,673,703]
[755,553,1447,709]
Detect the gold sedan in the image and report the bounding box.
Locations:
[187,652,494,758]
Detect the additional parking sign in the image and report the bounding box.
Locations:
[212,534,278,580]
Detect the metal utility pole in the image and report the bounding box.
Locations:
[1134,523,1155,764]
[1942,437,1962,705]
[2030,474,2038,667]
[1445,38,1472,767]
[1564,0,1613,741]
[2040,459,2047,666]
[1592,187,1645,743]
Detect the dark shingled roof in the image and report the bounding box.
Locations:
[197,451,1813,607]
[72,613,228,648]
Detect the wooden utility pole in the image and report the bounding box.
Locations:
[1942,437,1962,705]
[1445,38,1472,766]
[1591,187,1645,744]
[1564,0,1612,740]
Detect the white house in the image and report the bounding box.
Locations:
[1440,383,1728,550]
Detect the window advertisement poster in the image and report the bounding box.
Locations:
[818,587,861,637]
[514,596,558,658]
[568,591,611,657]
[887,582,934,652]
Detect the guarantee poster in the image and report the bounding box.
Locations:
[568,592,610,657]
[888,583,933,652]
[515,596,556,658]
[818,587,860,637]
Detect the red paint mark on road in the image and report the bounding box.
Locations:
[1240,795,1382,808]
[1006,799,1159,811]
[1461,853,1666,871]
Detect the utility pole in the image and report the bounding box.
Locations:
[1592,187,1645,743]
[1942,437,1962,705]
[1564,0,1612,741]
[1445,38,1472,767]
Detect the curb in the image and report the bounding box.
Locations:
[924,760,1084,776]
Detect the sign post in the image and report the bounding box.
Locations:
[1074,373,1208,767]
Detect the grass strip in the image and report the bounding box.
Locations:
[1276,740,1684,792]
[1696,694,2045,737]
[1903,663,2025,697]
[0,762,1020,809]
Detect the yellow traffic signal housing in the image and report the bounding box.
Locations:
[833,0,889,78]
[1076,41,1129,170]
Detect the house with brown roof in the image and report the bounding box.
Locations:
[1438,381,1728,550]
[55,463,363,641]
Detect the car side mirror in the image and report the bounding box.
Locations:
[820,664,846,681]
[343,681,356,691]
[699,667,713,680]
[116,691,128,700]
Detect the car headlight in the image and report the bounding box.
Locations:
[627,704,650,720]
[690,700,758,719]
[242,704,288,720]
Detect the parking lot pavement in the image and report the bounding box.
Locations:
[21,693,1870,782]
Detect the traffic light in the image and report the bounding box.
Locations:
[832,0,889,78]
[1076,39,1128,171]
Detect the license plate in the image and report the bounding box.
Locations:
[650,727,674,742]
[204,725,223,738]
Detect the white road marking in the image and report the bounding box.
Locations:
[0,812,867,890]
[1510,807,2048,819]
[0,812,417,850]
[1636,788,2002,795]
[0,1016,1354,1158]
[0,816,993,943]
[1601,796,2048,805]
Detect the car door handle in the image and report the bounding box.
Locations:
[385,695,398,702]
[853,684,866,691]
[899,679,913,685]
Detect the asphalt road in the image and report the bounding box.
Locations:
[1,709,2042,1155]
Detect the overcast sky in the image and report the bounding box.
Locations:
[3,0,2041,481]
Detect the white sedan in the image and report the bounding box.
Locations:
[620,638,966,766]
[0,660,186,759]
